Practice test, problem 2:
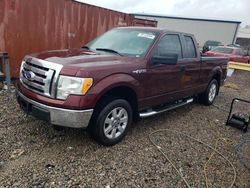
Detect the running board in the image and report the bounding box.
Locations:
[139,98,193,118]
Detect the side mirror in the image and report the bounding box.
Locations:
[151,53,178,65]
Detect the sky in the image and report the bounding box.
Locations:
[75,0,250,26]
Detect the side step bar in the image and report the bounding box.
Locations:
[139,98,193,118]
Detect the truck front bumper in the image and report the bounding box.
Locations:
[16,91,93,128]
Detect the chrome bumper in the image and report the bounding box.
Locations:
[16,91,93,128]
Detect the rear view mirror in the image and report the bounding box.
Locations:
[151,53,178,65]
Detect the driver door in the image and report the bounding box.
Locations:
[142,33,184,108]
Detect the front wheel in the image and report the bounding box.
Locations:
[89,98,133,146]
[200,79,219,106]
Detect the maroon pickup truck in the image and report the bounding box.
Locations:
[16,27,228,145]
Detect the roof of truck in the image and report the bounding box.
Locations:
[116,26,194,36]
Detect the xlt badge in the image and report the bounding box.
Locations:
[132,69,147,74]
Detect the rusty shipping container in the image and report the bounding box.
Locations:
[0,0,155,78]
[132,18,157,27]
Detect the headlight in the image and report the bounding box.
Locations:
[56,75,93,100]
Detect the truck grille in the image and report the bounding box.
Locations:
[20,57,63,98]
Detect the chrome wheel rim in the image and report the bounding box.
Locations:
[103,107,128,139]
[208,83,217,102]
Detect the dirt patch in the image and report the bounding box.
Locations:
[0,70,249,187]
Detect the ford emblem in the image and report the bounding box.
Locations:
[24,71,35,80]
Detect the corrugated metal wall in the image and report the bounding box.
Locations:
[0,0,137,78]
[132,18,157,27]
[134,14,240,49]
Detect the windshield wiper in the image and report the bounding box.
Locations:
[95,48,123,56]
[82,45,90,50]
[81,46,97,53]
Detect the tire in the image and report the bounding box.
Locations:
[89,98,133,146]
[200,79,219,106]
[53,125,64,131]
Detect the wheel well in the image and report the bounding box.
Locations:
[95,86,138,117]
[213,72,221,94]
[213,72,221,85]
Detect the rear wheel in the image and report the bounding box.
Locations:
[200,79,218,105]
[89,98,132,146]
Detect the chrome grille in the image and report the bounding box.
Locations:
[20,56,63,98]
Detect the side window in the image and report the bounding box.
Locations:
[184,36,197,58]
[235,49,244,56]
[154,34,183,59]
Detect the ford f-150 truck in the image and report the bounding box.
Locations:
[16,27,228,146]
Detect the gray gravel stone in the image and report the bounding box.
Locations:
[0,71,249,187]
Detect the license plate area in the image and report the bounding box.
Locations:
[17,96,31,113]
[17,94,50,122]
[31,105,50,122]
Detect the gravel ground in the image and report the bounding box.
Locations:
[0,70,249,188]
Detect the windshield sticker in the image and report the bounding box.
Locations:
[137,33,155,39]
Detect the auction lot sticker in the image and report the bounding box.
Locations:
[137,33,155,39]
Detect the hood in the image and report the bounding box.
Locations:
[28,48,143,77]
[31,48,130,67]
[205,51,231,57]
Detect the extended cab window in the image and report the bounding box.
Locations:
[184,36,197,58]
[154,34,183,59]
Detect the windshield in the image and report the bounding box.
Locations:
[205,41,222,46]
[86,28,159,57]
[211,47,233,54]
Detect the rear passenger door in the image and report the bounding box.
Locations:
[178,35,201,98]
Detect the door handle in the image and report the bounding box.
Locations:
[180,65,186,72]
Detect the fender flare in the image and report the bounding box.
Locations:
[210,66,222,83]
[89,73,141,104]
